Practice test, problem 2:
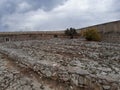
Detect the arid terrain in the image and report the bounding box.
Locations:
[0,38,120,90]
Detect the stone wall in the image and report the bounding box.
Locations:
[0,32,56,42]
[0,31,80,42]
[0,20,120,43]
[79,20,120,43]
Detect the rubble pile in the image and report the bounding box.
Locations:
[0,38,120,90]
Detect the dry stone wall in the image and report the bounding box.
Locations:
[79,20,120,43]
[0,33,57,42]
[0,31,80,42]
[0,20,120,43]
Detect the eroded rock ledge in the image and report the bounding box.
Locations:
[0,39,120,90]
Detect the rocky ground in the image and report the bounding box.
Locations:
[0,49,74,90]
[0,38,120,90]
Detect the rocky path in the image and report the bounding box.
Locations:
[0,53,74,90]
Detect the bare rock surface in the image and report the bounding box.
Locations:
[0,53,75,90]
[0,38,120,90]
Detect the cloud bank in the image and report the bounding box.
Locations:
[0,0,120,31]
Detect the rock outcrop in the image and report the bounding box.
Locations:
[0,39,120,90]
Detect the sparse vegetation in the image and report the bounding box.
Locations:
[65,28,77,39]
[83,28,101,41]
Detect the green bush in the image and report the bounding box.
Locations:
[65,28,77,39]
[84,28,101,41]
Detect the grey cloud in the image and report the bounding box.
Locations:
[0,0,120,32]
[113,0,120,11]
[26,0,67,11]
[0,0,67,15]
[0,0,67,31]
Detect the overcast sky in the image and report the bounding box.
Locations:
[0,0,120,32]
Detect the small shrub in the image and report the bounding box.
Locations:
[65,28,77,39]
[84,28,101,41]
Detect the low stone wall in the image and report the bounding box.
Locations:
[0,32,80,42]
[0,33,57,42]
[0,47,119,90]
[102,35,120,43]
